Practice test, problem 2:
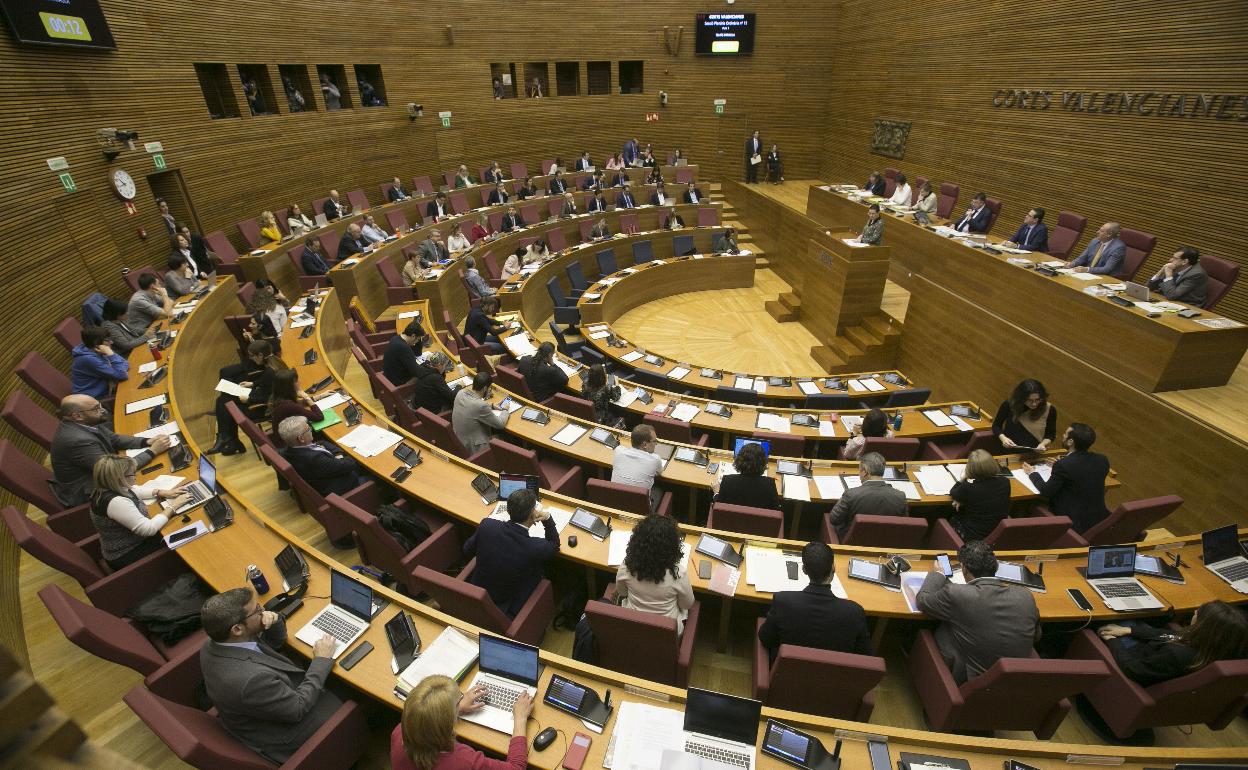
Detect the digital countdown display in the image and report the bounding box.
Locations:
[0,0,116,50]
[695,13,756,56]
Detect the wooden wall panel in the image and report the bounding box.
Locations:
[819,0,1248,322]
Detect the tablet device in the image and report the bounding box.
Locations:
[695,533,742,568]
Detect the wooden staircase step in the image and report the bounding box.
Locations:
[764,299,798,323]
[811,345,846,370]
[844,325,880,350]
[778,292,801,312]
[861,313,901,338]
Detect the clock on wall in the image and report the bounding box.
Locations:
[109,168,136,200]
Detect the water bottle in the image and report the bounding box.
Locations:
[247,564,270,595]
[892,412,903,431]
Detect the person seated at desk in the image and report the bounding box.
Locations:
[605,152,625,171]
[486,181,510,206]
[610,169,631,188]
[485,161,506,184]
[766,144,784,184]
[589,218,611,240]
[646,166,664,186]
[859,203,884,245]
[575,151,593,172]
[267,369,323,447]
[402,250,429,286]
[426,192,450,222]
[582,170,606,191]
[953,192,992,233]
[462,255,496,298]
[582,364,623,428]
[1022,422,1110,534]
[412,351,458,415]
[164,253,202,298]
[361,214,389,244]
[101,298,152,355]
[862,171,885,196]
[383,321,431,387]
[948,449,1011,541]
[89,455,188,570]
[517,176,540,200]
[665,212,686,231]
[1148,246,1208,306]
[1096,600,1248,688]
[70,326,129,399]
[758,542,871,664]
[587,191,609,214]
[501,247,525,280]
[992,378,1056,451]
[208,340,283,455]
[614,514,695,633]
[548,170,568,196]
[499,205,524,233]
[171,230,214,281]
[469,214,492,243]
[392,674,531,770]
[525,238,551,264]
[611,424,665,509]
[713,227,740,254]
[286,204,315,236]
[446,223,471,253]
[127,273,173,330]
[465,295,507,354]
[682,182,702,204]
[887,173,912,206]
[548,156,565,176]
[1003,207,1049,252]
[50,395,171,508]
[200,587,342,765]
[1068,221,1124,275]
[464,487,559,618]
[840,407,891,460]
[640,148,657,169]
[915,540,1040,684]
[388,176,410,202]
[300,236,331,276]
[829,452,908,539]
[518,341,567,402]
[258,210,281,244]
[651,182,670,206]
[241,309,279,352]
[616,184,637,209]
[712,441,780,511]
[418,230,450,265]
[323,189,348,221]
[338,223,370,259]
[558,192,578,219]
[453,372,508,455]
[912,181,936,216]
[278,415,365,496]
[453,164,474,188]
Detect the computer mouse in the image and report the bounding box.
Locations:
[533,727,558,752]
[567,534,578,548]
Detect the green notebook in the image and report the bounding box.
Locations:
[310,408,343,431]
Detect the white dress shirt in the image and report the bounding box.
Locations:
[888,183,913,206]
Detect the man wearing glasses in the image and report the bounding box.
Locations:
[50,394,173,507]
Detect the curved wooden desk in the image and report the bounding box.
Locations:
[101,276,1246,769]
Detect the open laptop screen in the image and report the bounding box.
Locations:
[330,570,374,621]
[479,635,540,686]
[198,454,218,494]
[1087,545,1135,579]
[684,688,761,746]
[498,474,540,502]
[733,437,769,460]
[1202,524,1241,564]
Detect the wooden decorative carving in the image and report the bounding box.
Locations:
[871,119,910,160]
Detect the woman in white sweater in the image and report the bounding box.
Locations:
[614,514,694,633]
[89,455,192,569]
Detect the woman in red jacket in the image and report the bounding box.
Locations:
[391,675,533,770]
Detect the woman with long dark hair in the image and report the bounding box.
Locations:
[615,515,694,632]
[1098,600,1248,686]
[581,364,623,428]
[992,378,1057,451]
[518,341,567,402]
[840,407,892,460]
[268,369,323,446]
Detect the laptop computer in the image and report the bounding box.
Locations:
[498,473,540,503]
[1083,545,1164,612]
[1123,281,1150,301]
[733,437,769,460]
[679,688,762,770]
[460,635,541,734]
[1201,524,1248,592]
[172,455,219,515]
[294,570,378,659]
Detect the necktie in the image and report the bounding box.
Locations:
[1090,242,1106,268]
[1024,225,1032,244]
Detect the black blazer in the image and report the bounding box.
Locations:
[381,334,422,386]
[587,197,608,213]
[1108,623,1197,687]
[650,191,669,205]
[865,178,885,196]
[682,190,701,204]
[464,307,503,346]
[1030,450,1110,533]
[425,200,447,219]
[411,362,455,414]
[548,179,567,195]
[500,213,524,232]
[465,517,559,618]
[387,186,408,202]
[954,205,992,233]
[949,476,1011,541]
[575,158,592,171]
[487,189,509,205]
[337,232,368,258]
[716,474,780,511]
[758,584,872,663]
[518,356,569,403]
[616,191,636,209]
[323,199,345,221]
[282,441,362,497]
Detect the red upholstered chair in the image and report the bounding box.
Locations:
[861,436,920,461]
[577,219,595,243]
[347,189,370,212]
[618,212,639,235]
[493,364,535,400]
[540,159,556,176]
[752,619,885,720]
[643,413,710,447]
[882,176,897,198]
[821,512,927,548]
[909,629,1109,739]
[707,502,783,538]
[983,197,1003,232]
[1035,495,1183,547]
[385,210,410,234]
[586,478,672,518]
[375,257,416,304]
[675,167,694,184]
[274,207,290,236]
[883,168,899,180]
[236,217,262,249]
[751,431,803,459]
[1200,254,1240,310]
[379,182,397,203]
[910,177,929,206]
[123,266,163,293]
[936,183,960,219]
[510,163,529,181]
[463,337,497,376]
[312,196,330,217]
[317,230,339,263]
[585,593,700,687]
[235,281,257,310]
[326,493,461,595]
[1115,228,1157,281]
[488,212,504,233]
[204,230,240,264]
[0,439,92,540]
[547,197,564,219]
[374,374,421,433]
[412,408,491,464]
[696,208,719,227]
[412,176,434,196]
[449,192,470,215]
[547,227,568,253]
[258,444,372,547]
[481,252,506,288]
[488,438,585,497]
[1045,211,1086,260]
[53,316,83,351]
[412,564,553,646]
[1066,629,1248,739]
[2,390,59,451]
[457,270,483,310]
[520,204,541,225]
[928,516,1087,551]
[921,430,1001,461]
[550,392,595,422]
[39,584,207,678]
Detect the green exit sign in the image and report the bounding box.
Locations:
[58,173,76,192]
[715,104,723,115]
[153,154,166,170]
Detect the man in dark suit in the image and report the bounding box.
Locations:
[1004,207,1049,252]
[199,587,342,764]
[387,177,409,202]
[682,183,701,204]
[323,190,347,221]
[587,192,608,213]
[589,218,611,240]
[486,182,509,206]
[425,192,449,221]
[582,171,605,191]
[1023,423,1110,533]
[916,541,1040,684]
[381,321,429,386]
[650,182,669,206]
[464,488,559,618]
[278,416,365,497]
[559,192,578,218]
[300,236,331,276]
[745,131,763,183]
[337,223,369,259]
[953,192,992,233]
[50,394,171,507]
[829,452,908,540]
[548,171,568,196]
[575,151,593,171]
[484,162,505,184]
[758,542,872,663]
[616,186,637,209]
[1068,221,1125,275]
[1148,246,1208,307]
[622,138,640,167]
[499,205,524,232]
[863,172,886,196]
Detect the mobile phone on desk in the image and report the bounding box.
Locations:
[697,559,712,580]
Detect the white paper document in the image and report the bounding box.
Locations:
[1011,468,1040,494]
[797,380,820,395]
[163,521,209,549]
[669,403,700,422]
[397,627,479,695]
[667,366,690,381]
[818,419,838,437]
[551,424,588,446]
[847,379,867,393]
[861,377,886,392]
[613,389,638,408]
[813,475,845,500]
[945,463,967,481]
[214,379,252,398]
[339,424,402,456]
[886,480,922,500]
[839,415,863,434]
[138,361,159,374]
[781,474,811,502]
[124,394,167,414]
[756,412,791,433]
[949,414,974,432]
[396,310,422,320]
[589,330,612,339]
[733,375,754,390]
[126,432,179,457]
[608,702,686,770]
[607,530,633,566]
[315,392,349,410]
[581,292,602,301]
[504,334,538,358]
[621,351,644,363]
[135,422,180,439]
[145,474,188,492]
[554,358,580,378]
[923,409,956,427]
[914,465,957,496]
[1069,272,1102,281]
[489,503,573,536]
[289,316,316,329]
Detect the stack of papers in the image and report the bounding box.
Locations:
[608,702,685,770]
[812,475,845,500]
[1011,468,1040,494]
[488,502,573,535]
[338,424,402,456]
[945,463,966,481]
[669,403,700,422]
[1069,272,1102,282]
[756,412,791,433]
[839,415,864,434]
[781,474,811,501]
[588,330,612,340]
[396,627,479,697]
[613,389,638,408]
[849,378,885,392]
[503,334,538,358]
[746,547,850,596]
[886,480,922,500]
[554,359,580,377]
[797,380,821,396]
[914,465,957,496]
[621,350,644,363]
[581,292,602,301]
[315,391,349,410]
[842,239,869,248]
[289,316,316,328]
[667,366,690,380]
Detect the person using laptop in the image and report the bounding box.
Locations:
[453,373,509,455]
[614,514,695,632]
[1096,600,1248,687]
[463,488,559,618]
[200,587,341,764]
[1022,422,1110,533]
[611,424,665,508]
[88,455,190,569]
[50,394,173,507]
[828,452,908,540]
[991,378,1057,451]
[758,542,872,664]
[712,441,780,511]
[1147,246,1208,307]
[278,416,366,498]
[915,540,1039,683]
[393,674,532,770]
